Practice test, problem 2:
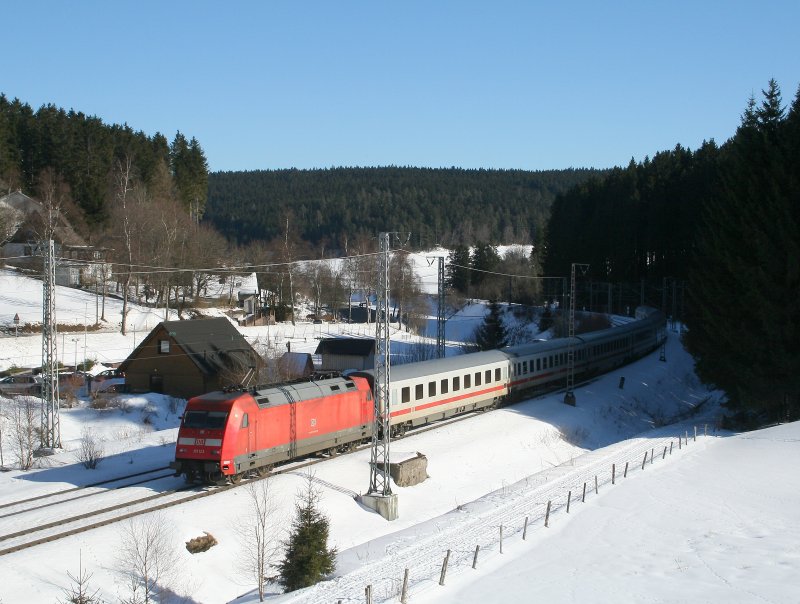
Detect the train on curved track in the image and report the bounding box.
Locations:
[171,307,666,484]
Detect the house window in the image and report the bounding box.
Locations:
[159,339,170,354]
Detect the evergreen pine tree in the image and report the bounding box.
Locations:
[277,475,336,592]
[446,244,471,293]
[473,301,508,350]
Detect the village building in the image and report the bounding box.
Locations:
[119,317,264,399]
[314,337,375,372]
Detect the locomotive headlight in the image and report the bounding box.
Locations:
[212,449,220,455]
[178,448,186,453]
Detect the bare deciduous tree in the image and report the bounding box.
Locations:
[236,479,282,602]
[117,513,179,604]
[9,397,38,470]
[76,427,104,469]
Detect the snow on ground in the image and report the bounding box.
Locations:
[1,267,794,604]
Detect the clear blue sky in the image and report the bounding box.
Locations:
[3,1,798,173]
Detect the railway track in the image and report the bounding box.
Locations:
[0,371,626,559]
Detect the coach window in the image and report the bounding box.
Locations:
[464,374,471,388]
[475,372,481,386]
[495,368,501,382]
[441,378,449,394]
[485,369,491,383]
[415,384,424,400]
[402,387,410,404]
[453,376,460,391]
[523,361,528,374]
[428,381,436,397]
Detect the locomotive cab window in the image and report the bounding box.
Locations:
[183,410,228,429]
[402,387,410,404]
[241,413,249,428]
[415,384,424,400]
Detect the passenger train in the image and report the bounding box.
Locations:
[171,307,665,484]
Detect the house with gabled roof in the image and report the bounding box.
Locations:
[119,317,264,399]
[0,191,110,287]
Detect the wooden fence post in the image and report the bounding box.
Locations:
[366,585,373,604]
[582,482,587,502]
[662,446,667,459]
[694,426,697,442]
[523,516,529,539]
[566,491,572,513]
[472,545,480,569]
[594,475,599,494]
[642,451,647,470]
[678,436,682,450]
[650,448,654,464]
[401,569,410,604]
[439,549,451,585]
[612,463,616,485]
[545,500,552,527]
[670,441,673,454]
[500,525,504,554]
[624,461,629,478]
[685,430,689,445]
[704,423,708,437]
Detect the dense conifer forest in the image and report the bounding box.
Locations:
[545,80,800,424]
[0,94,208,233]
[206,167,603,250]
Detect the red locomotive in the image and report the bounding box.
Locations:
[171,374,373,484]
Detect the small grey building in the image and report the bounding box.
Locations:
[314,337,375,372]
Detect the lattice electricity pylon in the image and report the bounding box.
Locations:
[40,238,61,450]
[368,232,392,497]
[437,256,445,359]
[564,263,589,406]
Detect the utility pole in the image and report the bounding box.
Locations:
[362,232,398,520]
[40,238,61,451]
[437,256,445,359]
[564,263,589,406]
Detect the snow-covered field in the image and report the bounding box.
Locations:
[1,267,796,604]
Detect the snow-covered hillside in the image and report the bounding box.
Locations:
[1,266,795,604]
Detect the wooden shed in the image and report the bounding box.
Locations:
[119,317,263,399]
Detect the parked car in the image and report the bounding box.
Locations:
[89,369,125,394]
[0,374,43,396]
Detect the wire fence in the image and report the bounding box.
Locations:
[308,424,717,604]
